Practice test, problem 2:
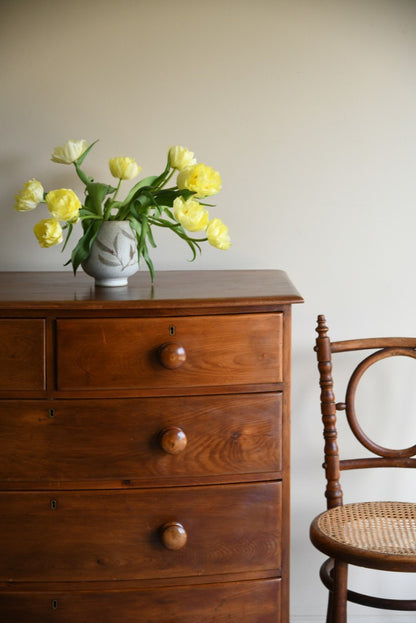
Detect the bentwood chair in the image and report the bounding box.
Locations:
[310,315,416,622]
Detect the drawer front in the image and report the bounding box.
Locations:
[56,313,282,390]
[0,394,282,484]
[0,319,45,390]
[0,483,281,582]
[0,579,281,623]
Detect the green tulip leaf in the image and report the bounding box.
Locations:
[75,139,99,167]
[62,222,73,253]
[141,243,155,282]
[161,206,177,221]
[118,176,159,208]
[79,206,104,220]
[69,219,102,274]
[86,182,118,215]
[146,223,157,248]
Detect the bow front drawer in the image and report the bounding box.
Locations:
[0,394,282,485]
[0,579,281,623]
[56,314,283,391]
[0,482,281,582]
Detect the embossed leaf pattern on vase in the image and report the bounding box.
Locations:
[81,221,139,287]
[95,227,137,271]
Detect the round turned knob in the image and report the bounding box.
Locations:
[159,427,188,455]
[158,342,186,369]
[160,521,187,550]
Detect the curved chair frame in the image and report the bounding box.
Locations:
[311,315,416,622]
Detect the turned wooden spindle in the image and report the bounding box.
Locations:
[315,315,343,509]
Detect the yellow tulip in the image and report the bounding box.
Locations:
[206,218,231,250]
[33,218,63,248]
[14,178,44,211]
[177,163,222,198]
[169,146,197,171]
[46,189,81,222]
[51,139,88,164]
[109,157,141,180]
[173,197,209,232]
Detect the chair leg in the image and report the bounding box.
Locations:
[332,560,348,623]
[326,591,334,623]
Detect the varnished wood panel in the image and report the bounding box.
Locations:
[0,394,282,485]
[0,578,281,623]
[0,483,281,582]
[0,319,45,390]
[56,314,283,390]
[0,270,303,310]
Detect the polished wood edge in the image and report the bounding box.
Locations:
[0,473,283,491]
[331,337,416,352]
[0,270,304,309]
[0,573,282,593]
[0,384,286,401]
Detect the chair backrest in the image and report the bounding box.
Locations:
[315,314,416,510]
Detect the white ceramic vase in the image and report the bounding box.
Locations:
[81,221,139,287]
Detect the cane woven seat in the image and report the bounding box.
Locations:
[313,501,416,560]
[311,316,416,622]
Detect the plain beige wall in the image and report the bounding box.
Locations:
[1,1,416,620]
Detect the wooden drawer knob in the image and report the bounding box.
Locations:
[158,342,186,369]
[159,427,188,454]
[160,521,187,550]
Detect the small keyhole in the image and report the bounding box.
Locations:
[49,409,55,418]
[169,325,176,336]
[51,599,58,610]
[50,499,57,510]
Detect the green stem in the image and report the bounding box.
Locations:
[112,178,122,202]
[154,168,175,191]
[104,179,122,220]
[74,162,89,185]
[157,185,177,192]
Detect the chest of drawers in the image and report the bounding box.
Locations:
[0,269,302,622]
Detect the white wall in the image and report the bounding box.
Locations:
[1,1,416,620]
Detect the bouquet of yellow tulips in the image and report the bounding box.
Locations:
[14,139,231,280]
